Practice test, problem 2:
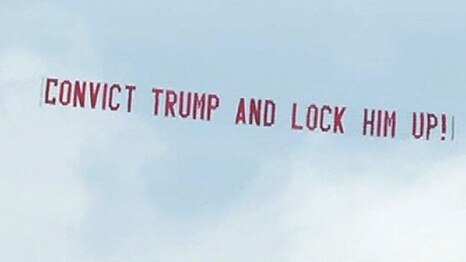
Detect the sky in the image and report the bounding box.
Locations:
[0,0,466,261]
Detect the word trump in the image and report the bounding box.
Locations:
[43,77,136,112]
[152,88,220,121]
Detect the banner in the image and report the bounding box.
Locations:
[42,76,457,142]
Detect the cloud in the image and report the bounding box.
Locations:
[0,49,167,262]
[1,1,465,262]
[0,4,164,261]
[154,141,466,262]
[0,49,90,261]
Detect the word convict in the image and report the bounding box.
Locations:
[43,77,136,112]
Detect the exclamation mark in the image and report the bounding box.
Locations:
[441,113,447,141]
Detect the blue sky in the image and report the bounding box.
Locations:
[1,1,466,261]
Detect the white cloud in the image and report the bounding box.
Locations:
[1,2,465,262]
[0,49,90,261]
[155,142,466,262]
[0,3,164,260]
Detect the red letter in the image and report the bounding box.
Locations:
[109,84,121,111]
[165,90,177,117]
[249,98,262,125]
[333,106,346,133]
[291,103,303,130]
[152,88,164,115]
[89,82,101,109]
[363,108,375,136]
[101,84,108,110]
[179,91,192,118]
[306,104,318,131]
[59,80,72,106]
[193,93,206,120]
[73,80,86,108]
[376,110,383,136]
[384,111,397,138]
[44,77,58,105]
[207,94,220,121]
[264,99,276,127]
[426,113,438,140]
[320,105,332,132]
[235,98,246,124]
[126,85,136,113]
[412,112,425,139]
